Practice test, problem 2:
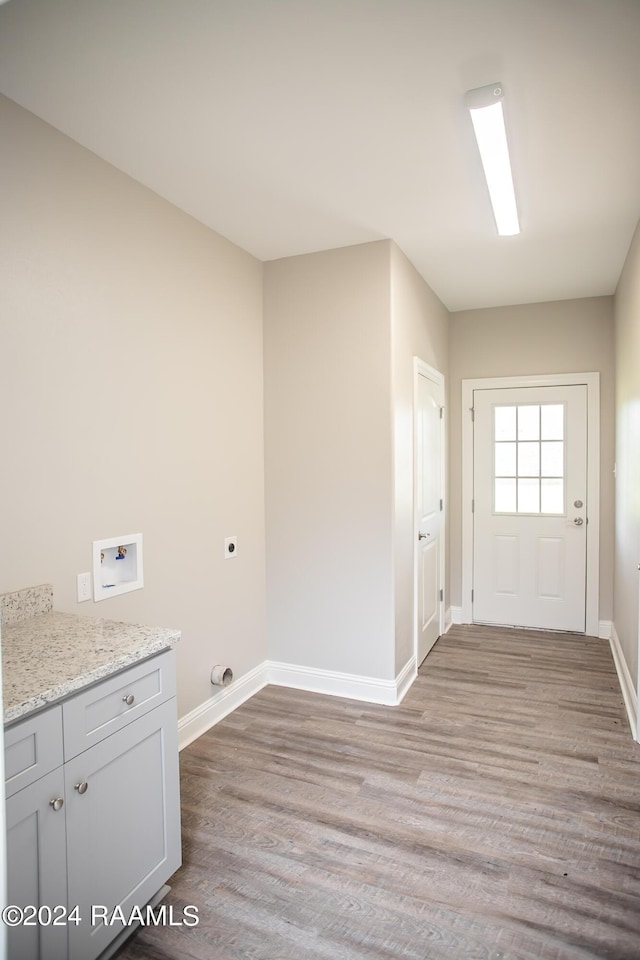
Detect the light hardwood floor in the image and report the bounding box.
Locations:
[117,625,640,960]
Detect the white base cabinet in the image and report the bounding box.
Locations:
[5,650,181,960]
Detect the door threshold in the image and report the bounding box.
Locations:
[472,619,586,636]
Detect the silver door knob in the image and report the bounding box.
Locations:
[418,531,430,540]
[573,517,584,526]
[75,781,88,794]
[123,694,135,706]
[49,797,64,811]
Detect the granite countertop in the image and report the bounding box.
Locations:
[1,586,180,724]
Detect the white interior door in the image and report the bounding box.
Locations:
[473,384,588,632]
[415,367,444,664]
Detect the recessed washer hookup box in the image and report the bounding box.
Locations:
[93,533,143,601]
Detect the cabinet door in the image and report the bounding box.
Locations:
[65,699,181,960]
[6,769,68,960]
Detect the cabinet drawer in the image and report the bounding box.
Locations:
[63,649,176,760]
[4,705,63,799]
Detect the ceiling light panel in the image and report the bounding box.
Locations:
[466,83,520,236]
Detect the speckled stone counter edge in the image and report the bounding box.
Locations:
[1,589,180,724]
[1,584,54,626]
[3,635,179,724]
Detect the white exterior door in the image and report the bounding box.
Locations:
[473,384,588,632]
[415,366,444,664]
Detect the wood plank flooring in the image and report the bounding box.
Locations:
[116,625,640,960]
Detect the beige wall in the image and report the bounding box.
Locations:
[2,91,625,724]
[449,297,615,620]
[390,244,449,673]
[0,96,267,719]
[613,218,640,695]
[264,242,396,679]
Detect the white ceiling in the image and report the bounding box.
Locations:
[1,0,639,311]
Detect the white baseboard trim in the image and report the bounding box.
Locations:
[450,606,463,624]
[609,623,638,741]
[395,656,417,704]
[598,620,612,640]
[266,659,409,706]
[178,655,421,748]
[444,607,453,632]
[178,662,269,750]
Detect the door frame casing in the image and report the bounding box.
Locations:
[461,372,600,635]
[413,358,446,663]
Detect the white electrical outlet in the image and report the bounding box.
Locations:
[224,536,237,558]
[77,572,92,602]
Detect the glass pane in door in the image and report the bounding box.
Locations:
[493,404,565,515]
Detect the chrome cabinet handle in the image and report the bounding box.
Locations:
[573,517,584,526]
[75,781,88,795]
[49,797,64,811]
[123,694,135,706]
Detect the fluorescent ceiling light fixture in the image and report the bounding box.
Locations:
[465,83,520,236]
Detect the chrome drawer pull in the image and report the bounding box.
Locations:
[49,797,64,811]
[123,694,135,706]
[75,781,88,795]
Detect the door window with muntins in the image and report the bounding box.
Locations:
[493,403,565,514]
